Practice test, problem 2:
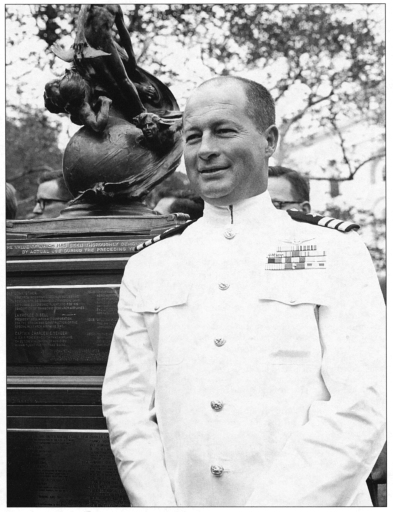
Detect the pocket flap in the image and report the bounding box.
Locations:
[133,282,190,313]
[258,269,330,306]
[258,285,329,307]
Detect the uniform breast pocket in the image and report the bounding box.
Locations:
[132,283,191,365]
[257,287,328,365]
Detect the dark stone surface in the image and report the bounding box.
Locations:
[7,430,129,507]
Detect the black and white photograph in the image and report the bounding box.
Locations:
[5,3,386,507]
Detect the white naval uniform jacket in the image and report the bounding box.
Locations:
[102,192,385,506]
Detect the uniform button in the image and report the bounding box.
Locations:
[224,228,236,239]
[211,465,224,477]
[218,282,230,290]
[211,400,224,411]
[214,338,226,347]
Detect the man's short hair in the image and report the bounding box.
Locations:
[38,169,73,201]
[268,166,310,202]
[198,76,276,133]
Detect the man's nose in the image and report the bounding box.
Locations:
[198,133,219,160]
[33,202,43,214]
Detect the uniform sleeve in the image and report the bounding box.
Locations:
[246,232,386,506]
[101,258,177,506]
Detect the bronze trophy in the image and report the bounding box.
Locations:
[7,6,186,506]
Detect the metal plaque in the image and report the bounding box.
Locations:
[7,430,129,506]
[7,286,119,365]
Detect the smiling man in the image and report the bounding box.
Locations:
[102,76,385,506]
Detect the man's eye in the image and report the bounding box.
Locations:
[217,128,236,135]
[185,133,200,143]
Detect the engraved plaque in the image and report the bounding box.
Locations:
[7,430,129,506]
[7,237,141,257]
[7,286,119,365]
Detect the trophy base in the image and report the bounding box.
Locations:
[59,199,155,218]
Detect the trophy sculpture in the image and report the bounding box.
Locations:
[6,6,187,506]
[46,4,184,217]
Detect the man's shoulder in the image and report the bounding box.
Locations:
[134,219,197,254]
[286,209,359,235]
[130,233,182,267]
[123,230,194,292]
[286,210,361,245]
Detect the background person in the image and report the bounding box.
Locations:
[268,165,311,212]
[154,190,204,220]
[6,182,18,219]
[31,169,73,219]
[102,76,385,507]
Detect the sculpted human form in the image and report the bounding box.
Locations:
[45,5,183,206]
[102,77,385,506]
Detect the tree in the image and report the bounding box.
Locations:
[6,109,63,218]
[321,196,386,275]
[8,3,383,181]
[6,109,63,182]
[6,5,385,227]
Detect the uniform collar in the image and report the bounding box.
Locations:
[202,191,286,229]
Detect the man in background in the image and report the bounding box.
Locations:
[154,190,204,220]
[6,182,18,219]
[31,169,73,219]
[268,165,310,213]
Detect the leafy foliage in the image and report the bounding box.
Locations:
[320,196,385,274]
[9,4,383,172]
[5,4,385,229]
[6,109,63,218]
[6,109,63,184]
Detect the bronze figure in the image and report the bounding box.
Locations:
[45,4,183,214]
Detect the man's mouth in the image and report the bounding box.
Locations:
[199,166,228,174]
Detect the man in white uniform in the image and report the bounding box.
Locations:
[102,76,385,506]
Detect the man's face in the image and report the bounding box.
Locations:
[32,180,68,219]
[183,81,276,206]
[268,176,310,213]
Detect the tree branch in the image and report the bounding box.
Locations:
[330,114,353,176]
[279,89,335,142]
[129,4,140,30]
[307,153,385,181]
[352,153,386,177]
[274,68,303,102]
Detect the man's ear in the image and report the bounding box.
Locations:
[264,125,279,158]
[300,201,311,214]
